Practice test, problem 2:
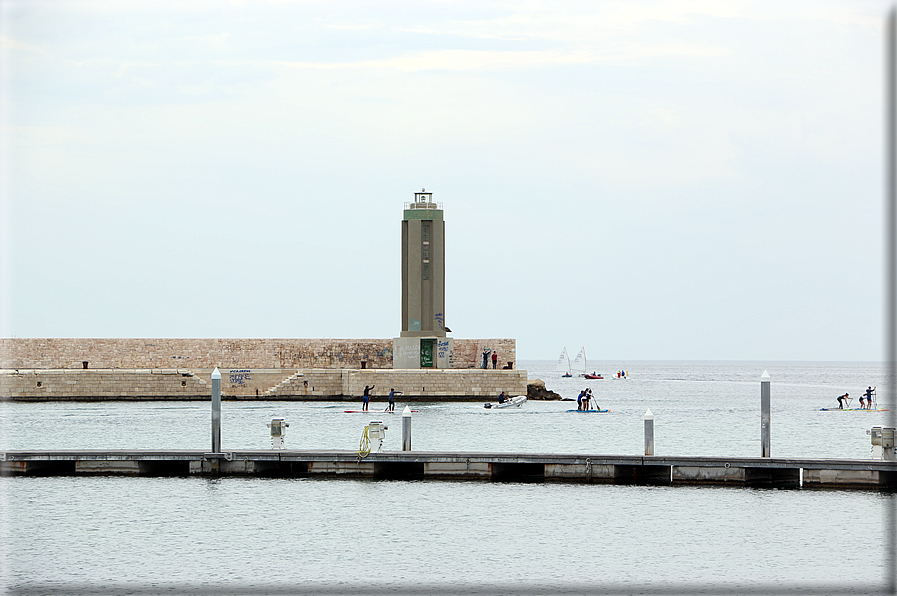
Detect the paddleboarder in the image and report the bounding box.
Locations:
[864,386,876,410]
[387,388,401,412]
[837,393,849,410]
[362,384,374,411]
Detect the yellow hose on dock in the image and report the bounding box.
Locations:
[358,425,371,458]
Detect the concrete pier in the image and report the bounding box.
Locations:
[3,450,895,490]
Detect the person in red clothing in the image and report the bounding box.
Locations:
[492,351,498,369]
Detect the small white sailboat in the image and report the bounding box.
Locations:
[556,348,572,377]
[571,347,587,377]
[573,347,603,379]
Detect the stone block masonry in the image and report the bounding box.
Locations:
[0,338,522,401]
[268,369,529,400]
[0,338,396,369]
[0,338,517,370]
[1,369,210,400]
[453,339,517,370]
[0,368,528,401]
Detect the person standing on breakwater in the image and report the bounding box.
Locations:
[362,385,375,412]
[492,351,498,369]
[482,348,490,369]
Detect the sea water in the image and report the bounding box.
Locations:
[1,361,894,594]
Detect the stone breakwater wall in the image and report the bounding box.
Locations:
[1,369,211,400]
[267,369,529,400]
[1,368,529,401]
[0,338,517,370]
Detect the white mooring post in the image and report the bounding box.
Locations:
[760,370,771,458]
[402,405,412,451]
[211,367,221,454]
[644,409,655,456]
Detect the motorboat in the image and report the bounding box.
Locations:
[483,395,527,409]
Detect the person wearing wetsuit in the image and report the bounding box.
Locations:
[387,388,400,412]
[837,393,849,409]
[362,385,374,411]
[864,387,875,410]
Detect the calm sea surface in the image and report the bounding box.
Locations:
[1,360,894,594]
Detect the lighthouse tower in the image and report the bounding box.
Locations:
[393,189,453,368]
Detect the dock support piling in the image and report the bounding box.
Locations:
[761,370,771,458]
[644,409,654,456]
[885,9,897,594]
[402,405,412,451]
[211,367,221,454]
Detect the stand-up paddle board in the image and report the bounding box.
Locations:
[344,409,419,413]
[819,408,889,412]
[566,409,610,413]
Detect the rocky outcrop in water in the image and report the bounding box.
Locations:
[527,379,561,400]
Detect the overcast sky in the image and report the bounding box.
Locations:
[0,0,891,361]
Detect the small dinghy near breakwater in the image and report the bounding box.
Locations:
[483,395,527,409]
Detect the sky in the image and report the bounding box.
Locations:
[0,0,892,361]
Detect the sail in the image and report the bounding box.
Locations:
[571,347,587,374]
[555,348,571,373]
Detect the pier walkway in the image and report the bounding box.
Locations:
[2,450,895,489]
